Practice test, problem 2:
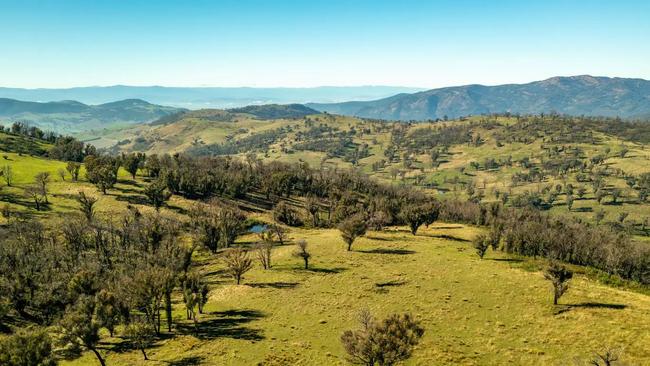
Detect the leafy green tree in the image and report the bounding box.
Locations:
[123,320,156,360]
[84,156,118,194]
[144,179,172,211]
[66,162,81,181]
[544,262,573,305]
[399,202,439,235]
[58,296,106,366]
[122,153,144,180]
[338,214,368,251]
[341,310,425,366]
[0,327,57,366]
[94,289,122,337]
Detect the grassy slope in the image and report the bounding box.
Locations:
[62,224,650,365]
[101,113,650,227]
[2,129,650,365]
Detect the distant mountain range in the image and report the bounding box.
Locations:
[0,86,424,109]
[0,98,183,133]
[307,76,650,120]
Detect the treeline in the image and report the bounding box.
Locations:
[129,153,650,284]
[437,199,650,285]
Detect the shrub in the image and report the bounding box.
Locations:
[473,234,489,259]
[341,310,424,366]
[273,201,303,227]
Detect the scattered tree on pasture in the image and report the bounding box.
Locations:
[123,320,156,360]
[77,191,98,222]
[338,213,368,251]
[223,247,253,285]
[293,239,311,269]
[144,179,172,211]
[66,161,81,181]
[341,310,425,366]
[399,202,439,235]
[544,261,573,305]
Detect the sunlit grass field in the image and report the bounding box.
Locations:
[60,224,650,365]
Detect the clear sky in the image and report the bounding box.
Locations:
[1,0,649,88]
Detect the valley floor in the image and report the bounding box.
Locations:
[62,224,650,366]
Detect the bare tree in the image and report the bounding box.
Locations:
[590,347,621,366]
[223,247,253,285]
[293,239,311,269]
[269,224,287,245]
[255,239,273,270]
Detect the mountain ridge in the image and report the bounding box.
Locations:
[307,75,650,120]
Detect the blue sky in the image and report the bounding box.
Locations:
[1,0,649,88]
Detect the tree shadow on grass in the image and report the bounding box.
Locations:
[305,266,347,274]
[490,258,523,263]
[555,302,627,315]
[422,234,470,242]
[114,193,150,206]
[166,356,206,366]
[359,248,416,255]
[166,204,189,215]
[177,309,265,341]
[248,282,299,289]
[117,179,143,188]
[100,337,163,354]
[375,280,407,288]
[366,236,399,242]
[572,207,593,213]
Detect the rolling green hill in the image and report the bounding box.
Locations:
[1,115,650,365]
[99,110,650,231]
[0,98,184,133]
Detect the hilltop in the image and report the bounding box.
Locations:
[0,98,184,133]
[308,75,650,120]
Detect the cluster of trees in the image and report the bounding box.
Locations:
[2,121,95,161]
[185,128,287,156]
[437,198,650,285]
[0,204,197,365]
